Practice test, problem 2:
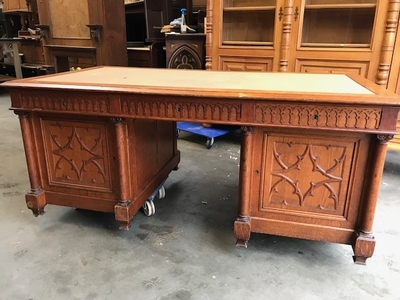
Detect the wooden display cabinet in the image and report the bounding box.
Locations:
[209,0,280,71]
[2,0,31,12]
[36,0,127,71]
[165,33,206,69]
[387,21,400,151]
[300,0,376,47]
[207,0,400,147]
[208,0,398,83]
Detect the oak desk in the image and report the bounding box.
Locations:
[3,66,400,264]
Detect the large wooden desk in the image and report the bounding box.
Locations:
[3,66,400,264]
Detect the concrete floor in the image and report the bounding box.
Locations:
[0,90,400,300]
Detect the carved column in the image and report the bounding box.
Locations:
[375,0,400,86]
[112,118,132,230]
[205,0,213,70]
[16,111,46,216]
[234,126,254,247]
[278,0,294,72]
[353,134,393,264]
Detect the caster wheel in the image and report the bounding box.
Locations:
[157,185,166,199]
[206,137,214,149]
[142,200,156,216]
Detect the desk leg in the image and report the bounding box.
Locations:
[16,111,46,216]
[234,126,254,247]
[352,134,393,264]
[112,118,133,230]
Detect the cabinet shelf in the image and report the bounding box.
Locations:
[212,0,391,81]
[222,9,275,45]
[223,6,275,12]
[305,0,376,3]
[301,6,375,46]
[300,42,370,48]
[222,41,273,46]
[305,4,376,9]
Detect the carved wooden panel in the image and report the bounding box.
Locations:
[48,0,90,39]
[257,131,363,221]
[41,118,114,192]
[219,56,273,72]
[120,96,241,122]
[20,92,111,114]
[295,59,369,77]
[2,0,30,12]
[166,34,206,69]
[167,45,202,69]
[254,103,381,130]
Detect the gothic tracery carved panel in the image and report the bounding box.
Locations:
[42,119,113,191]
[260,134,358,217]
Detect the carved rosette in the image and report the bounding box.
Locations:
[14,110,30,118]
[377,134,394,144]
[241,126,254,135]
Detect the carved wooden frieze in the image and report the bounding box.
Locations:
[42,119,113,191]
[121,97,241,122]
[255,104,381,130]
[20,92,111,114]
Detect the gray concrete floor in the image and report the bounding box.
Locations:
[0,90,400,300]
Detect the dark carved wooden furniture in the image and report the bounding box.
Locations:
[125,0,169,68]
[125,0,198,68]
[166,33,206,69]
[3,66,400,264]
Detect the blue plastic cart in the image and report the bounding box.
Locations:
[177,122,239,149]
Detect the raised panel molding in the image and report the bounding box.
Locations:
[219,56,273,72]
[295,59,370,77]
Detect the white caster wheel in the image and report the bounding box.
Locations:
[206,137,214,149]
[142,200,156,216]
[157,185,166,199]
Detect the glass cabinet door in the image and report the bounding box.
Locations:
[301,0,377,48]
[222,0,277,46]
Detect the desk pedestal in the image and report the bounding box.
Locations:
[235,126,390,264]
[17,111,180,229]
